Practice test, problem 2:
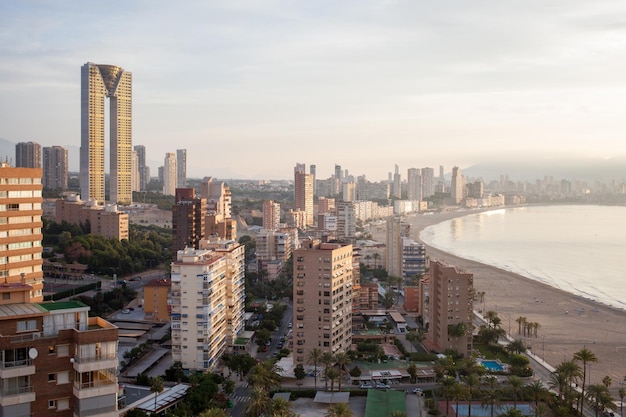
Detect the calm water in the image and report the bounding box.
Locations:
[418,205,626,310]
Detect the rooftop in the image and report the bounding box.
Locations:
[39,300,89,311]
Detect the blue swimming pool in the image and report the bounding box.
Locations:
[480,360,505,371]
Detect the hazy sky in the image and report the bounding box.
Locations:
[2,1,626,180]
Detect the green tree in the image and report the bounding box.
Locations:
[320,352,336,391]
[248,359,283,393]
[507,376,524,410]
[150,376,164,413]
[618,387,625,417]
[573,347,597,413]
[507,339,526,355]
[269,397,296,417]
[294,364,306,388]
[325,367,341,392]
[334,352,351,391]
[225,353,257,381]
[198,408,229,417]
[325,402,355,417]
[407,363,418,384]
[306,348,323,390]
[245,386,270,417]
[586,383,616,417]
[463,373,482,417]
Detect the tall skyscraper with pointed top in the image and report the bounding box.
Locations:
[80,62,132,205]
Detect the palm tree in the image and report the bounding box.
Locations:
[306,348,322,390]
[499,409,524,417]
[507,376,524,410]
[325,367,341,392]
[407,363,418,384]
[325,402,355,417]
[320,352,336,391]
[270,397,296,417]
[481,387,501,417]
[555,360,582,410]
[618,387,625,417]
[246,386,270,417]
[484,310,498,328]
[451,381,467,417]
[507,339,526,355]
[586,383,615,417]
[199,408,229,417]
[150,376,164,414]
[525,379,548,417]
[515,316,526,335]
[573,347,597,413]
[372,252,380,269]
[463,373,482,417]
[602,375,612,388]
[334,352,351,391]
[440,375,457,416]
[249,359,283,393]
[389,412,407,417]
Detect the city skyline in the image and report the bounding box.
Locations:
[3,2,626,180]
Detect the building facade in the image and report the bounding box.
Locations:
[0,165,44,303]
[172,188,206,254]
[292,239,353,366]
[176,149,187,189]
[42,146,68,191]
[143,279,171,322]
[170,240,245,372]
[80,62,132,205]
[424,260,473,357]
[16,142,42,169]
[133,145,150,192]
[262,200,281,231]
[294,164,314,227]
[55,195,129,241]
[163,153,177,196]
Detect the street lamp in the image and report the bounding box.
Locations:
[542,335,545,361]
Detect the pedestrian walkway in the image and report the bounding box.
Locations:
[232,394,249,403]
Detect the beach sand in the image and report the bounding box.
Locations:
[370,210,626,391]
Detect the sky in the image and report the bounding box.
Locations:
[2,1,626,181]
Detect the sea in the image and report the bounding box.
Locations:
[418,205,626,310]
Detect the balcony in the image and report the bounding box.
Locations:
[73,376,117,400]
[72,354,118,373]
[0,385,35,406]
[0,358,34,379]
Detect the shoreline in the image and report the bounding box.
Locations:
[372,208,626,389]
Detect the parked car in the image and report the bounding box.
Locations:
[412,388,423,395]
[375,382,390,389]
[288,322,292,328]
[121,309,131,314]
[360,383,373,389]
[129,276,141,281]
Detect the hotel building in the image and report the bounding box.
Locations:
[80,62,132,205]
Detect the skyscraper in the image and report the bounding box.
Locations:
[16,141,41,168]
[163,152,177,196]
[451,166,464,204]
[262,200,281,230]
[176,149,187,188]
[294,163,314,226]
[80,62,132,205]
[42,146,68,190]
[134,144,150,191]
[407,168,422,201]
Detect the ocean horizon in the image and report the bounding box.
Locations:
[418,205,626,310]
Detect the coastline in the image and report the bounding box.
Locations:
[374,208,626,389]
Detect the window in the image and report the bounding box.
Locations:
[49,400,56,409]
[48,345,56,355]
[57,344,69,357]
[48,373,56,382]
[2,293,9,300]
[17,320,36,332]
[57,371,69,384]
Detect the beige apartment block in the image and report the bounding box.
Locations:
[55,195,129,240]
[292,239,353,366]
[0,165,44,303]
[423,260,473,358]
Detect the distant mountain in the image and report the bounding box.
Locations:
[463,156,626,182]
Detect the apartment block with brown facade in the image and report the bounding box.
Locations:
[292,239,353,366]
[55,195,129,240]
[0,301,118,417]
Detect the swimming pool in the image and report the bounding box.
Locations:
[480,360,505,371]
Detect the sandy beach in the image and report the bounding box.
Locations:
[372,209,626,391]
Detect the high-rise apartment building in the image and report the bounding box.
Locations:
[170,240,245,371]
[407,168,422,201]
[172,188,206,254]
[176,149,187,188]
[401,238,426,279]
[16,141,42,168]
[393,164,401,199]
[310,164,316,196]
[336,201,357,239]
[451,166,464,204]
[163,152,177,196]
[131,149,139,192]
[292,239,353,366]
[42,146,68,190]
[80,62,132,205]
[386,217,411,278]
[294,163,314,227]
[134,145,150,191]
[421,167,435,199]
[262,200,281,231]
[424,260,473,357]
[201,177,236,240]
[0,164,44,303]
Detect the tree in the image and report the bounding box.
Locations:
[150,376,164,413]
[602,375,612,388]
[320,352,336,391]
[372,252,380,269]
[246,386,270,417]
[507,339,526,355]
[451,381,468,417]
[325,367,341,392]
[440,376,457,416]
[334,352,351,391]
[222,379,235,396]
[515,316,526,335]
[554,360,582,410]
[270,397,296,417]
[382,291,394,310]
[484,310,499,328]
[481,386,502,417]
[573,347,597,413]
[225,353,257,381]
[525,379,549,417]
[306,348,322,390]
[507,376,524,410]
[407,363,418,384]
[294,364,306,388]
[249,359,283,393]
[198,408,229,417]
[463,373,482,417]
[124,409,149,417]
[618,387,625,417]
[325,402,355,417]
[586,383,616,417]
